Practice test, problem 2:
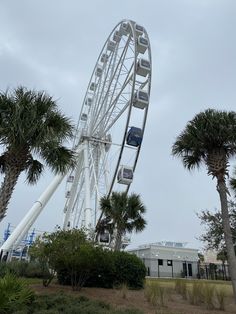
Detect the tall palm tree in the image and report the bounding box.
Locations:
[0,87,75,222]
[172,108,236,301]
[99,191,147,251]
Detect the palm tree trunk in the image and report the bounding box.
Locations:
[217,179,236,302]
[114,228,123,251]
[0,167,21,222]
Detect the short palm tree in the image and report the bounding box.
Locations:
[0,87,75,222]
[99,191,147,251]
[172,108,236,301]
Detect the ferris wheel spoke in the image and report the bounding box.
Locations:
[89,37,133,133]
[91,68,133,135]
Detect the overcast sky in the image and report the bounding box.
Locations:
[0,0,236,250]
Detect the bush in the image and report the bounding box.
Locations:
[0,260,49,279]
[113,251,146,289]
[57,249,146,289]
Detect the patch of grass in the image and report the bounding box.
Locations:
[119,283,129,299]
[14,293,143,314]
[175,279,187,299]
[188,281,204,305]
[145,281,167,307]
[203,283,215,310]
[215,286,227,311]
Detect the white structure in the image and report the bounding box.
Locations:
[0,19,152,260]
[129,242,199,278]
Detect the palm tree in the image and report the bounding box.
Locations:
[99,191,147,251]
[172,108,236,301]
[0,87,75,222]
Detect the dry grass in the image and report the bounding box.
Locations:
[30,278,236,314]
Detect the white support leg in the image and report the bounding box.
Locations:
[0,174,65,260]
[83,139,92,230]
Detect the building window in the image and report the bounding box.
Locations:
[158,259,163,266]
[167,260,173,266]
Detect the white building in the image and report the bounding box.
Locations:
[129,241,199,278]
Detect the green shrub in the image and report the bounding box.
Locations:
[113,251,146,289]
[58,249,146,289]
[0,272,35,313]
[0,260,49,279]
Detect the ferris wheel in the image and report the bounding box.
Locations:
[63,19,152,232]
[0,19,151,259]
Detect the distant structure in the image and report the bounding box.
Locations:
[129,241,199,278]
[1,224,38,261]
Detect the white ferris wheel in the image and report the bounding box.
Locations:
[0,19,151,258]
[63,19,152,233]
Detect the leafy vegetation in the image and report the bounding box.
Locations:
[0,86,75,221]
[0,272,35,313]
[1,291,143,314]
[198,200,236,252]
[30,229,146,290]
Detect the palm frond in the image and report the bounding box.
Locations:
[25,159,44,184]
[172,109,236,172]
[40,144,76,174]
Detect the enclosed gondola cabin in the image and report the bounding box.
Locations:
[117,166,133,185]
[133,90,149,109]
[134,23,144,36]
[85,97,92,106]
[126,127,143,147]
[107,40,116,52]
[98,232,110,245]
[119,22,130,36]
[101,53,109,63]
[113,30,121,42]
[81,113,88,121]
[96,66,103,77]
[137,36,149,54]
[67,175,74,183]
[90,82,97,91]
[136,58,151,77]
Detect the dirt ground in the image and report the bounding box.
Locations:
[30,283,236,314]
